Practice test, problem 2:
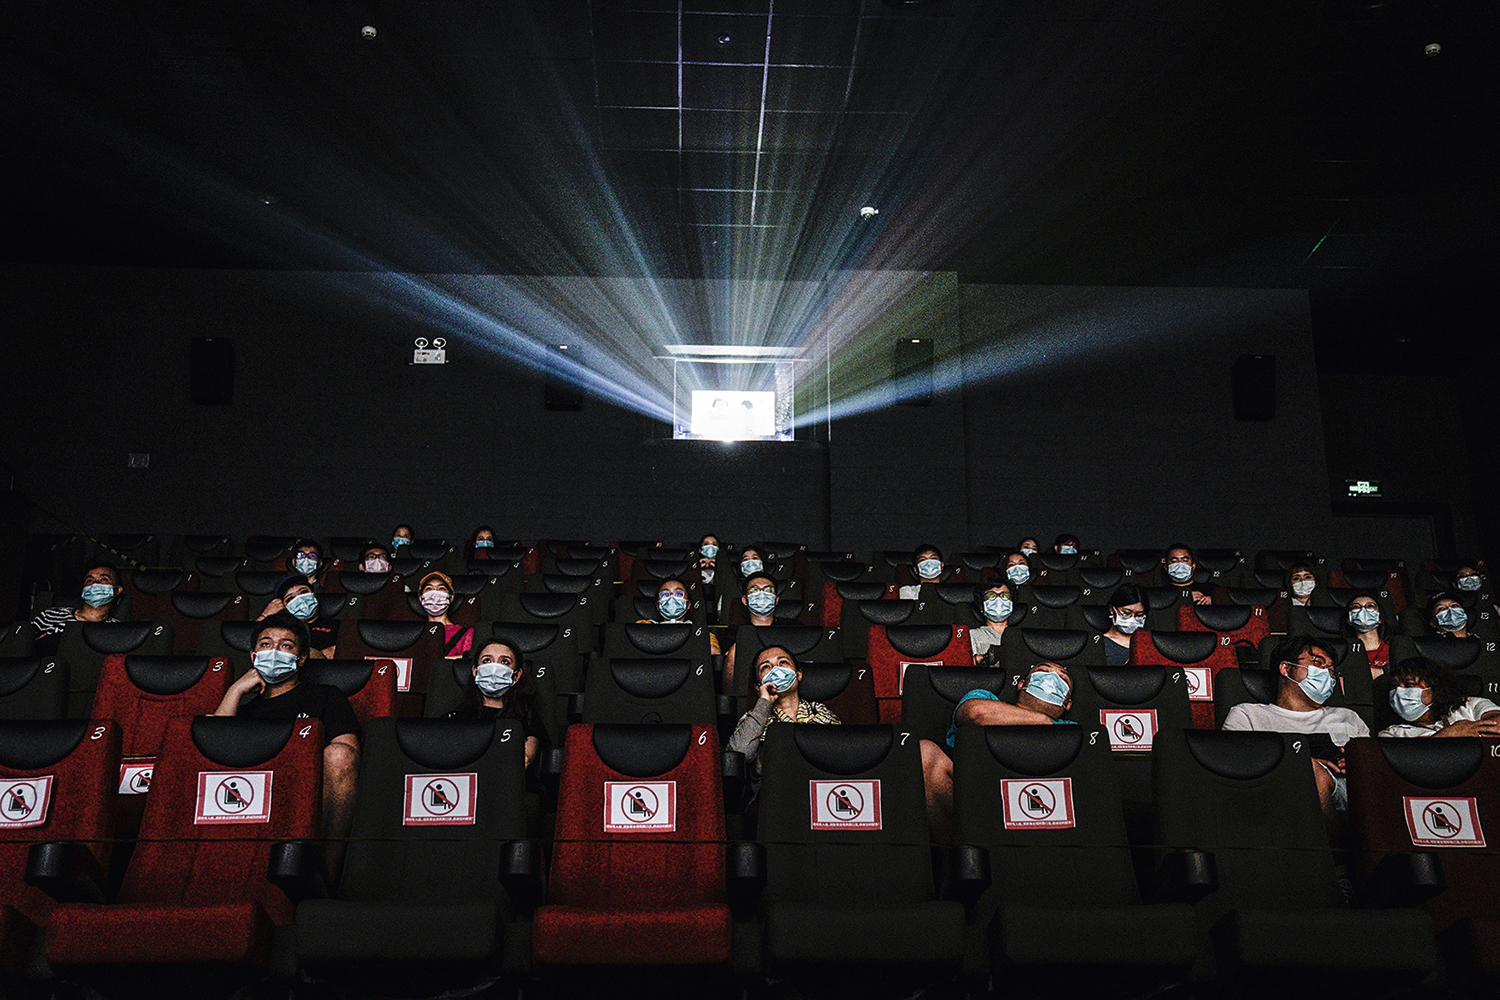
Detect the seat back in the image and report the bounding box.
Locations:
[601,622,713,676]
[325,571,411,620]
[1129,630,1240,728]
[123,569,197,622]
[0,623,34,658]
[339,620,445,700]
[298,659,399,735]
[898,664,1011,749]
[55,622,173,719]
[91,654,231,758]
[864,625,973,723]
[582,658,715,726]
[1077,568,1127,605]
[999,627,1105,681]
[731,625,843,698]
[499,592,599,654]
[1176,603,1270,656]
[163,591,249,655]
[1021,585,1083,630]
[795,662,878,725]
[1070,665,1193,753]
[0,657,69,721]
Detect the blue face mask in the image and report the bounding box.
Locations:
[1165,562,1193,583]
[982,596,1013,622]
[700,544,719,559]
[1349,607,1381,632]
[81,583,115,608]
[1390,686,1430,722]
[763,664,798,693]
[252,649,299,685]
[1456,575,1482,592]
[1294,664,1335,705]
[391,537,410,548]
[474,539,494,549]
[916,558,942,580]
[1025,670,1070,708]
[1435,607,1468,632]
[475,662,515,696]
[740,558,763,576]
[293,556,319,576]
[285,592,319,621]
[1059,545,1077,555]
[1006,564,1030,585]
[658,592,688,620]
[746,591,778,617]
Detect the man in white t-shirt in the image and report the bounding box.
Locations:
[1223,637,1369,821]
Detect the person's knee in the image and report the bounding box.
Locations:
[919,740,952,790]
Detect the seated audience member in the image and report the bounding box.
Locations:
[1286,561,1320,607]
[1163,543,1212,604]
[1053,533,1080,556]
[390,524,414,552]
[418,571,474,659]
[637,577,720,654]
[921,661,1075,842]
[727,646,839,783]
[447,639,545,767]
[1101,584,1147,667]
[1344,594,1390,678]
[214,614,359,867]
[1222,636,1369,822]
[724,571,792,688]
[1016,537,1040,558]
[1002,550,1032,588]
[1426,592,1475,639]
[289,538,330,587]
[734,544,767,583]
[258,574,337,657]
[31,561,122,637]
[359,544,392,575]
[899,543,950,600]
[696,533,720,586]
[1380,656,1500,738]
[968,583,1014,667]
[467,524,498,561]
[1451,562,1485,596]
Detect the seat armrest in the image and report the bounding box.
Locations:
[1359,851,1445,908]
[501,839,545,913]
[1149,848,1217,904]
[267,839,330,902]
[728,841,765,916]
[566,693,584,723]
[722,750,746,812]
[942,844,990,907]
[24,841,107,904]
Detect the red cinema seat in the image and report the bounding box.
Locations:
[1177,603,1270,667]
[45,717,323,970]
[297,659,398,734]
[1128,630,1239,729]
[338,620,445,715]
[533,723,729,967]
[865,624,974,723]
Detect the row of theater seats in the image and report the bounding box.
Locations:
[2,716,1495,990]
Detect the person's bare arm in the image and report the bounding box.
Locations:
[957,698,1054,727]
[214,671,263,716]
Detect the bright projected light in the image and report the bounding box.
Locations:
[686,390,777,442]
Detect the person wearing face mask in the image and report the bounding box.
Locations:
[447,640,546,767]
[31,561,122,637]
[1222,637,1369,821]
[727,646,839,785]
[1001,551,1033,593]
[214,614,360,867]
[898,543,953,600]
[724,572,794,690]
[418,571,474,659]
[969,583,1015,667]
[1426,593,1473,639]
[1162,544,1212,605]
[637,578,721,654]
[288,539,328,587]
[390,524,414,552]
[1284,561,1320,607]
[733,545,768,587]
[1343,594,1389,678]
[1052,534,1081,557]
[258,575,337,657]
[1016,538,1040,559]
[1101,585,1147,667]
[467,525,499,561]
[1378,656,1500,738]
[1451,564,1486,597]
[359,544,393,575]
[696,534,720,586]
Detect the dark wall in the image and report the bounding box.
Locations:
[1,265,1473,565]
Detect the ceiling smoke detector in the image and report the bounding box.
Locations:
[860,206,879,219]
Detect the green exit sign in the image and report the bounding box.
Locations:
[1345,479,1382,498]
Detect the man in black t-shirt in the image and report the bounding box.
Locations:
[214,613,359,867]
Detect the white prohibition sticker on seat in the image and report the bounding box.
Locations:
[1182,666,1213,702]
[1404,796,1485,848]
[1099,709,1158,752]
[195,771,274,824]
[1001,778,1077,830]
[403,773,478,826]
[366,656,413,692]
[605,781,677,832]
[897,661,942,695]
[810,779,883,830]
[118,758,156,795]
[0,776,54,829]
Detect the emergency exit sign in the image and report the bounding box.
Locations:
[1345,479,1383,498]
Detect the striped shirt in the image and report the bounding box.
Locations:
[30,607,118,636]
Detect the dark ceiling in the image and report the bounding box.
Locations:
[5,1,1494,333]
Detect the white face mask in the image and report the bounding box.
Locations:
[420,590,452,615]
[1290,579,1316,598]
[475,661,515,696]
[364,557,390,574]
[1113,613,1146,634]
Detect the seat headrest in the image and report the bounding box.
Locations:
[518,593,579,618]
[191,717,295,768]
[297,659,374,697]
[1410,636,1481,671]
[1115,550,1161,573]
[406,541,449,560]
[1342,569,1388,589]
[885,625,955,658]
[654,548,691,561]
[468,559,523,577]
[1225,587,1279,607]
[1030,586,1081,609]
[0,720,91,769]
[195,556,246,577]
[761,542,802,559]
[609,658,692,698]
[1078,567,1125,589]
[1378,737,1484,789]
[1238,668,1282,704]
[1195,550,1243,572]
[569,546,610,561]
[793,725,893,775]
[1147,631,1217,664]
[83,622,161,654]
[923,666,1008,703]
[541,574,591,595]
[1190,604,1253,631]
[490,623,562,653]
[642,558,691,578]
[396,718,507,769]
[0,658,57,698]
[553,557,603,577]
[235,571,284,596]
[219,621,257,653]
[315,594,350,617]
[1143,586,1182,611]
[124,656,211,696]
[1036,552,1079,572]
[244,540,291,562]
[130,570,186,595]
[983,725,1087,776]
[1086,665,1167,704]
[836,582,886,602]
[1183,729,1285,780]
[357,619,430,651]
[591,724,692,777]
[1020,628,1089,660]
[335,571,395,596]
[1262,550,1315,571]
[818,561,867,583]
[795,663,852,701]
[1299,607,1345,636]
[858,600,915,626]
[929,583,971,606]
[755,626,822,656]
[448,575,487,596]
[959,553,999,570]
[171,591,241,619]
[623,623,694,655]
[183,535,230,554]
